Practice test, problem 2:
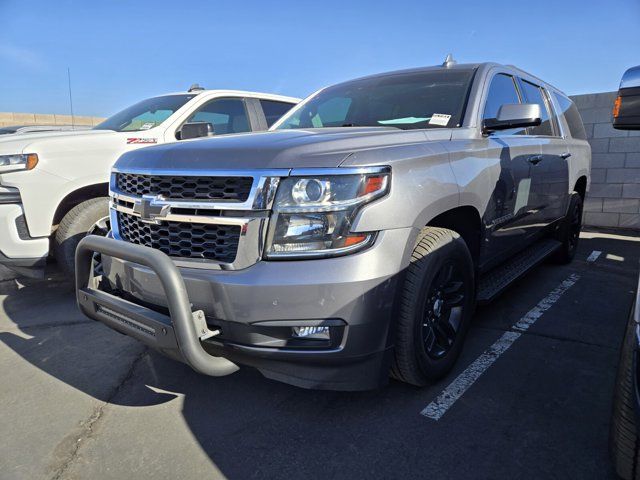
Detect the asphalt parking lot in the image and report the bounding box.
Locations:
[1,228,639,480]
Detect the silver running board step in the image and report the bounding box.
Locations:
[476,239,562,304]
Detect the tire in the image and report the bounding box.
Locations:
[552,193,583,264]
[390,227,475,386]
[54,197,110,275]
[610,313,640,480]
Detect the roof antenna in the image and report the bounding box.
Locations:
[188,83,205,92]
[442,54,456,68]
[67,67,76,129]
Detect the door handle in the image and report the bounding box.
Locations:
[560,152,572,159]
[527,155,543,165]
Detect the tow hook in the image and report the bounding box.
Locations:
[192,310,221,341]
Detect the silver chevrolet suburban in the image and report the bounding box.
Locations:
[75,59,591,391]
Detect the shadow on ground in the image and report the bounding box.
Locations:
[0,229,638,479]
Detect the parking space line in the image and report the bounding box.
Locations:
[587,250,602,263]
[420,273,580,421]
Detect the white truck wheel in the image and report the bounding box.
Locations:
[54,197,110,275]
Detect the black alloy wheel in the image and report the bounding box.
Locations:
[421,260,466,359]
[391,227,475,386]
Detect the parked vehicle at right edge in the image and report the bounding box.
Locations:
[609,65,640,480]
[75,57,591,391]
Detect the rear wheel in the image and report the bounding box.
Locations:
[552,193,583,264]
[54,197,110,275]
[391,227,475,386]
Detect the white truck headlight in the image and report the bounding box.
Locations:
[0,153,38,173]
[266,167,390,258]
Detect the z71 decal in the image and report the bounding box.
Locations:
[126,138,158,144]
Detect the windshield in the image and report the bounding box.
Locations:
[275,69,475,131]
[94,94,196,132]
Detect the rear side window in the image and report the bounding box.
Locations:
[519,80,554,136]
[553,93,587,140]
[260,100,295,127]
[483,73,526,135]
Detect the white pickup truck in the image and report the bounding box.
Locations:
[0,87,299,276]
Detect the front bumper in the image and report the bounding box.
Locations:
[0,203,48,271]
[76,228,415,390]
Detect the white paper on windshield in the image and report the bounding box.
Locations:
[140,123,155,130]
[429,114,451,126]
[378,117,429,125]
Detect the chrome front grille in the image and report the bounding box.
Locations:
[110,168,287,270]
[115,173,253,201]
[117,211,240,262]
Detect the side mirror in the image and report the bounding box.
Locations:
[613,65,640,130]
[178,122,214,140]
[483,103,542,133]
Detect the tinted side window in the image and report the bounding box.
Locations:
[186,98,250,135]
[260,100,294,127]
[483,73,525,135]
[519,80,554,136]
[553,93,587,140]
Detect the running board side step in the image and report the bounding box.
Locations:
[476,239,562,304]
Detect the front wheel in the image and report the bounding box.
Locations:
[54,197,110,275]
[390,227,475,386]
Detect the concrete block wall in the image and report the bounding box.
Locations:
[0,112,104,128]
[571,92,640,230]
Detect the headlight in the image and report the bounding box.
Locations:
[0,154,38,173]
[266,167,390,258]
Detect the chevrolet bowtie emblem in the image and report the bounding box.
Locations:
[132,195,169,223]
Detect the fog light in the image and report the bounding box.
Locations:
[292,326,330,339]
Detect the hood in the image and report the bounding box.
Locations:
[115,127,451,172]
[0,129,115,154]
